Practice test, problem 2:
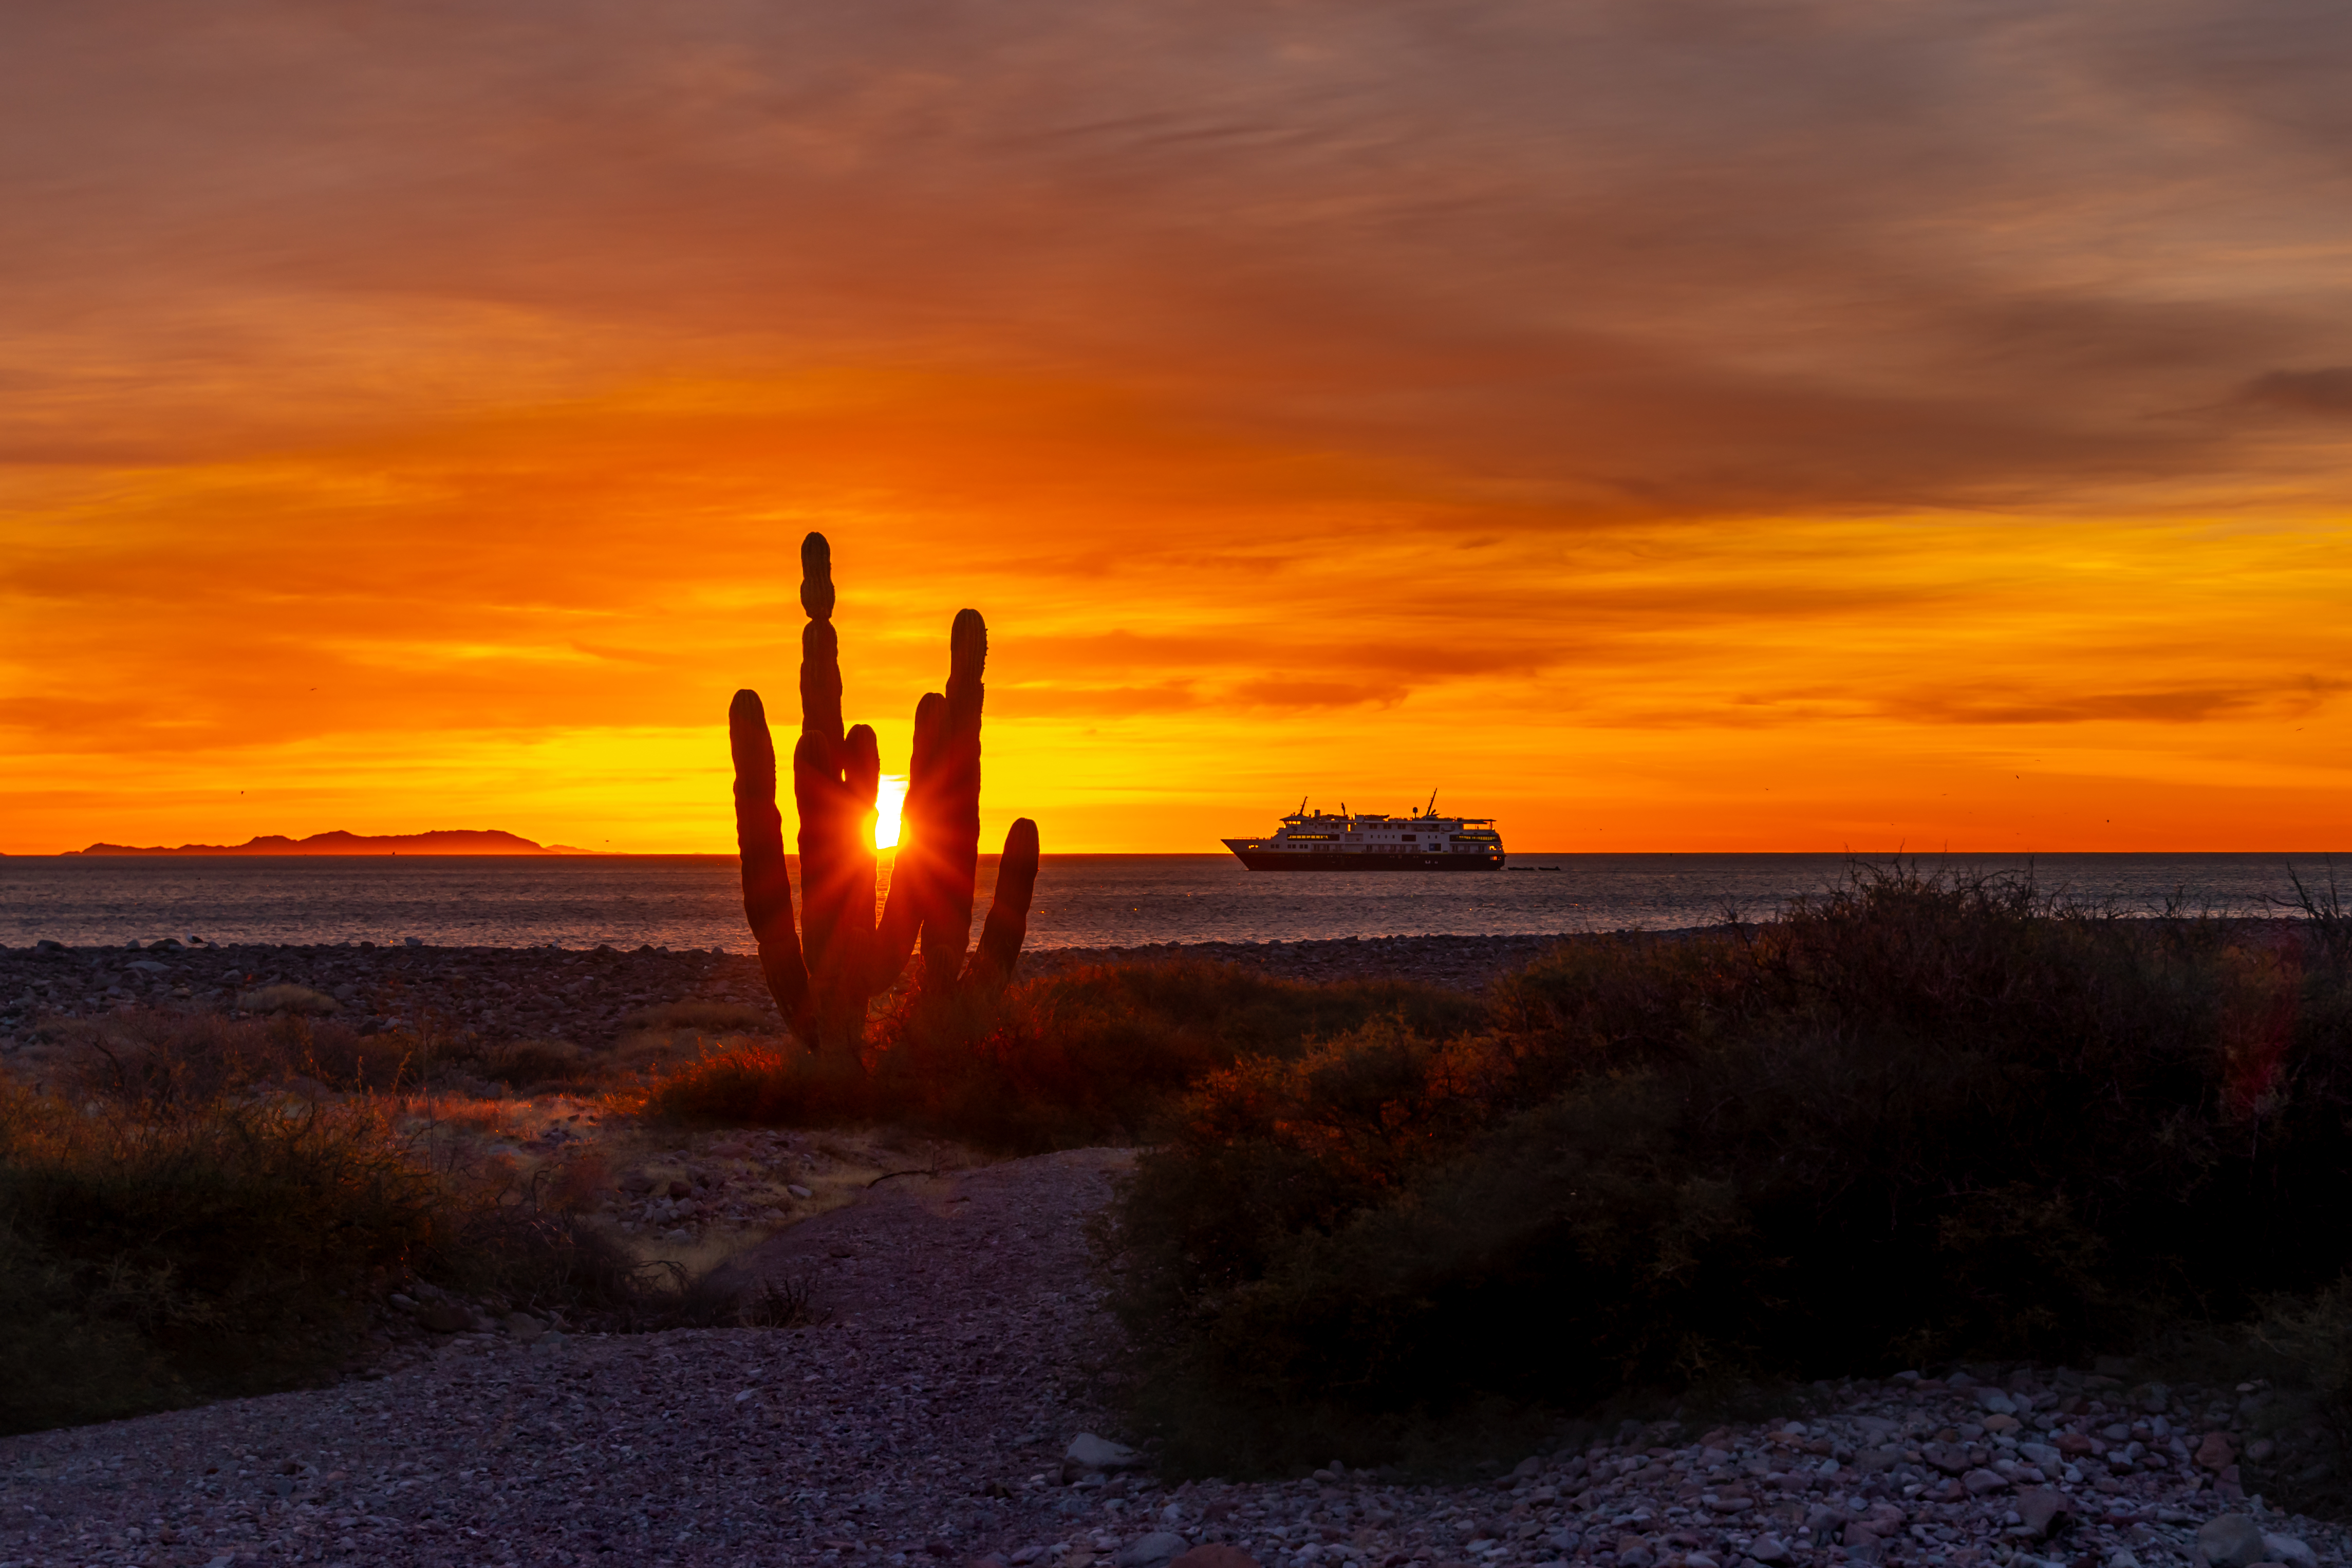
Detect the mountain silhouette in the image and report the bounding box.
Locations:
[67,830,592,856]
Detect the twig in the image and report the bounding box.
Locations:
[867,1166,941,1188]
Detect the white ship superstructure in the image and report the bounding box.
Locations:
[1221,795,1504,871]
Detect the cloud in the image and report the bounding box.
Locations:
[12,1,2352,849]
[2237,368,2352,417]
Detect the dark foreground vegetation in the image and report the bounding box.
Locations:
[650,960,1482,1148]
[1102,868,2352,1485]
[0,1012,799,1437]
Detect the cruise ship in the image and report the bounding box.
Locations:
[1221,795,1505,871]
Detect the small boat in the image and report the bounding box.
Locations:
[1220,793,1505,871]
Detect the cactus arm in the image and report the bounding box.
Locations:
[965,816,1040,992]
[921,608,990,990]
[729,687,813,1041]
[871,689,945,989]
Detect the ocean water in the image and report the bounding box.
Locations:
[0,852,2341,951]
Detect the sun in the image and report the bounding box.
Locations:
[874,773,909,851]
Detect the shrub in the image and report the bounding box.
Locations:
[1106,867,2352,1476]
[0,1010,782,1434]
[648,959,1484,1150]
[0,1082,440,1433]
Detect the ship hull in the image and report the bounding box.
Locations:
[1225,848,1504,871]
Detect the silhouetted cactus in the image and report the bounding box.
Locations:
[730,532,1039,1050]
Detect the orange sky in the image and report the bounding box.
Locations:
[7,2,2352,854]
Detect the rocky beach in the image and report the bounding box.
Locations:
[0,933,1581,1052]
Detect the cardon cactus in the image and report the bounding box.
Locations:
[730,532,1040,1050]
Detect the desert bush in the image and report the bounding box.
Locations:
[648,959,1484,1150]
[0,1081,441,1433]
[29,1009,430,1103]
[1107,867,2352,1476]
[0,1010,781,1434]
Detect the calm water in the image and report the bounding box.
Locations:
[0,853,2341,951]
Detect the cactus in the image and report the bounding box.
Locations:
[730,532,1039,1050]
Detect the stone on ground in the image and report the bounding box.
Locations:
[1066,1433,1143,1471]
[2197,1515,2271,1568]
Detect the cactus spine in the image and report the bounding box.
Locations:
[731,532,1039,1050]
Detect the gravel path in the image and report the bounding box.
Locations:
[7,1144,2348,1568]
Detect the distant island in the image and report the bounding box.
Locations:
[65,830,600,856]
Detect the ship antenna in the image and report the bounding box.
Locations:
[1427,786,1438,817]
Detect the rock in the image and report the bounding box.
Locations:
[2262,1534,2319,1568]
[2107,1553,2141,1568]
[1842,1527,1886,1564]
[1973,1388,2020,1415]
[506,1312,546,1343]
[414,1301,472,1334]
[1168,1549,1258,1568]
[236,983,340,1015]
[1067,1433,1143,1471]
[1617,1541,1656,1568]
[2015,1488,2071,1540]
[1547,1528,1584,1553]
[2197,1516,2271,1568]
[2196,1432,2236,1471]
[1114,1534,1189,1568]
[1748,1537,1790,1564]
[1919,1443,1969,1476]
[788,1184,813,1199]
[2019,1442,2063,1468]
[1962,1468,2011,1495]
[668,1180,695,1200]
[619,1173,655,1195]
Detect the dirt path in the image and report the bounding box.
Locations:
[0,1150,1135,1568]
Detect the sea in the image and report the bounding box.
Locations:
[0,852,2342,952]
